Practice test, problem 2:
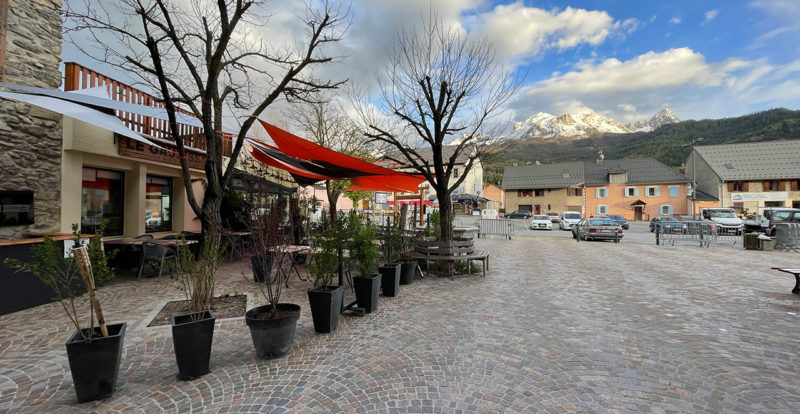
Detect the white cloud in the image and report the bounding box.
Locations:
[669,17,681,24]
[704,10,720,23]
[470,2,635,59]
[617,103,637,112]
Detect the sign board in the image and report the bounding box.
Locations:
[730,191,789,202]
[375,192,387,204]
[117,135,206,170]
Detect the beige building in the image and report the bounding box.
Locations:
[686,141,800,215]
[501,162,584,214]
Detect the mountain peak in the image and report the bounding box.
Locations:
[508,108,680,140]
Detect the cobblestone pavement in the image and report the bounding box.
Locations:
[2,239,800,413]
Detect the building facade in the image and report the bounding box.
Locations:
[686,141,800,215]
[502,158,690,220]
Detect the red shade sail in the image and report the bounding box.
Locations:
[245,140,335,186]
[346,174,426,193]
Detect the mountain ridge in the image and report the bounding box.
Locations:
[508,108,680,140]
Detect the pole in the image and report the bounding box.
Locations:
[692,140,697,221]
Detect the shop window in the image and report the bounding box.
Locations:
[625,187,638,197]
[145,175,173,233]
[595,188,608,198]
[81,167,124,236]
[645,186,660,197]
[518,190,532,198]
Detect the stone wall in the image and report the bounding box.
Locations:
[0,0,63,240]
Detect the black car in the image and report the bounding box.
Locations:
[505,210,532,219]
[608,214,629,229]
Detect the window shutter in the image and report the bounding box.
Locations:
[596,205,602,214]
[728,182,734,192]
[792,181,798,191]
[633,188,639,197]
[669,186,678,197]
[668,205,674,215]
[595,188,600,198]
[779,181,786,191]
[764,181,770,191]
[655,187,660,196]
[743,181,749,191]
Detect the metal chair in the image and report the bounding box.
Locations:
[138,242,178,279]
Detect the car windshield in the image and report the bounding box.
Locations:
[660,217,678,222]
[547,213,558,216]
[532,215,548,220]
[609,215,625,220]
[588,219,616,226]
[709,210,736,218]
[564,213,581,219]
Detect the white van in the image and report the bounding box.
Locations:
[559,211,583,230]
[481,209,499,219]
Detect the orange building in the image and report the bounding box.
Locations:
[583,159,690,221]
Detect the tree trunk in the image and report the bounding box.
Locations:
[436,187,453,242]
[326,180,342,223]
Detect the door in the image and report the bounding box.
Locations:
[533,205,541,214]
[634,205,644,221]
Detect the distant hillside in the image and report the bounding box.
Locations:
[484,108,800,185]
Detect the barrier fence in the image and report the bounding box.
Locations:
[478,219,514,240]
[655,221,741,248]
[775,223,800,252]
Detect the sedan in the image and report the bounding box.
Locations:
[649,216,687,233]
[546,212,560,222]
[505,210,532,219]
[530,215,553,230]
[608,214,630,229]
[572,218,624,242]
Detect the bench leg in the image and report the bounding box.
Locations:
[794,273,800,294]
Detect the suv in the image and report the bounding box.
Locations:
[505,210,532,219]
[700,208,744,235]
[559,211,583,230]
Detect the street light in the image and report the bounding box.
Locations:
[682,137,704,220]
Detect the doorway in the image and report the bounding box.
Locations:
[533,205,541,214]
[634,205,644,221]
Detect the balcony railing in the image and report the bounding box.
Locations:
[64,62,233,157]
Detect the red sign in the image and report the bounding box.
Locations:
[117,135,205,170]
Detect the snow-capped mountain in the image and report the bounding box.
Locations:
[508,109,679,139]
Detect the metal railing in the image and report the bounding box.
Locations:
[775,223,800,253]
[655,221,741,247]
[477,219,514,240]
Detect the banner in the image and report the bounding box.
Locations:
[730,191,788,202]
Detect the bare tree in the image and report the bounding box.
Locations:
[65,0,349,240]
[285,93,368,220]
[354,13,518,241]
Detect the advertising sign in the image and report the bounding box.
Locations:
[730,191,788,202]
[375,192,387,204]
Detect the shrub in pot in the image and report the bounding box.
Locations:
[378,224,404,297]
[4,225,123,403]
[244,200,301,359]
[306,225,343,333]
[349,217,381,313]
[172,234,224,380]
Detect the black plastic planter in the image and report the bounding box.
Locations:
[245,303,301,359]
[378,263,401,297]
[171,310,215,380]
[353,274,382,313]
[400,261,416,285]
[307,286,344,333]
[65,322,126,403]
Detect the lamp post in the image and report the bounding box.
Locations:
[682,137,704,220]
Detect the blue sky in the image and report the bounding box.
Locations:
[63,0,800,126]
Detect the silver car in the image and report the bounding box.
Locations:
[572,218,624,242]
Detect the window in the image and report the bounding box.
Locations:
[570,188,582,197]
[534,189,544,197]
[659,205,674,215]
[625,187,638,197]
[728,181,749,192]
[763,180,785,192]
[81,167,124,236]
[453,168,459,178]
[596,205,608,214]
[0,191,34,227]
[145,175,173,233]
[791,180,799,191]
[645,186,660,197]
[517,190,532,198]
[669,185,679,197]
[595,188,608,198]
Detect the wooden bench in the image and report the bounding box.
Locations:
[771,267,800,294]
[406,240,488,277]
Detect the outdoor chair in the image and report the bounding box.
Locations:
[138,241,179,279]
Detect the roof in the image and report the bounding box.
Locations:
[501,158,688,190]
[501,162,584,190]
[384,145,472,166]
[693,140,800,181]
[584,158,689,185]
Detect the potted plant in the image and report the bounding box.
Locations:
[377,224,403,297]
[348,216,381,313]
[306,222,343,333]
[172,233,224,380]
[4,226,124,403]
[244,200,301,359]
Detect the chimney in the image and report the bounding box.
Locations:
[596,150,605,164]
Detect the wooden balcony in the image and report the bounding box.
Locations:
[63,62,234,157]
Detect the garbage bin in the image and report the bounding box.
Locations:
[744,233,760,250]
[761,239,776,251]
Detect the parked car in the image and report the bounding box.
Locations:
[649,216,687,233]
[559,211,583,230]
[608,214,629,230]
[530,215,553,230]
[572,218,624,242]
[506,210,532,219]
[546,212,561,222]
